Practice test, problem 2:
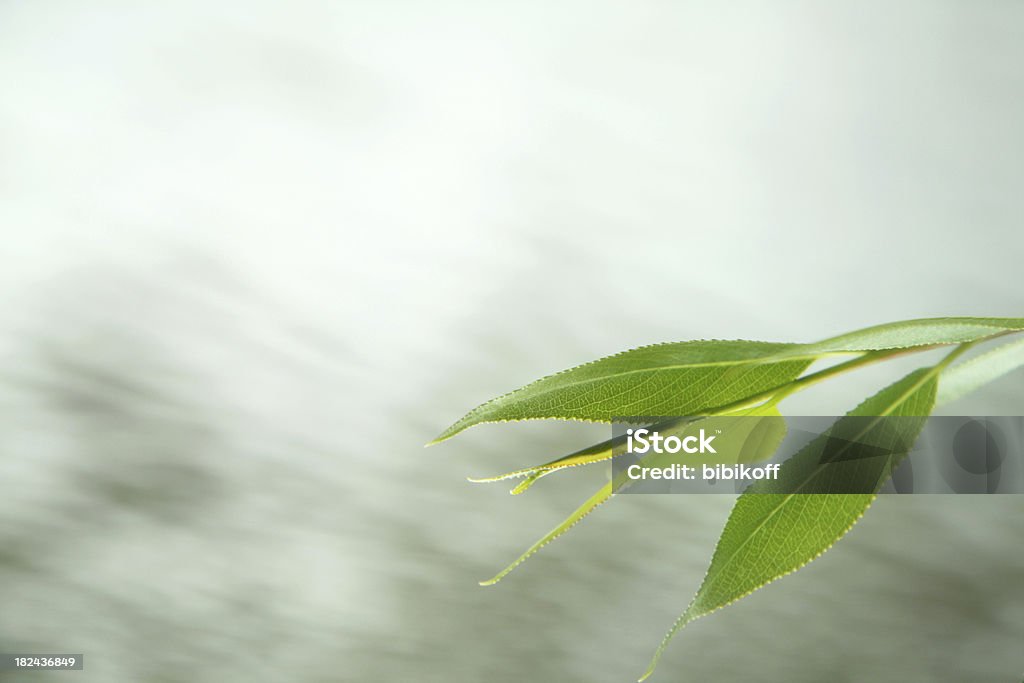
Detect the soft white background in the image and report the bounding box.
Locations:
[2,2,1023,681]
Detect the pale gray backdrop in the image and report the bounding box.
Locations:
[1,2,1023,681]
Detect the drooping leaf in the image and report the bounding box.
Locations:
[640,364,941,681]
[478,480,613,587]
[480,408,788,585]
[432,317,1024,444]
[936,336,1024,407]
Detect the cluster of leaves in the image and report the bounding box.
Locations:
[431,317,1024,681]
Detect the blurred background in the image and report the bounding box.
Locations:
[2,2,1023,681]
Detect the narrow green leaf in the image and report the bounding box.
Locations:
[801,316,1024,354]
[433,340,811,444]
[936,336,1024,407]
[640,365,942,681]
[479,481,612,586]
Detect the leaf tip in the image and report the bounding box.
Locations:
[479,564,516,586]
[427,421,467,447]
[424,434,447,448]
[509,480,532,495]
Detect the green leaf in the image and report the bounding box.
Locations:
[479,480,613,587]
[432,317,1024,444]
[480,408,788,586]
[936,336,1024,407]
[640,364,942,681]
[432,340,811,444]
